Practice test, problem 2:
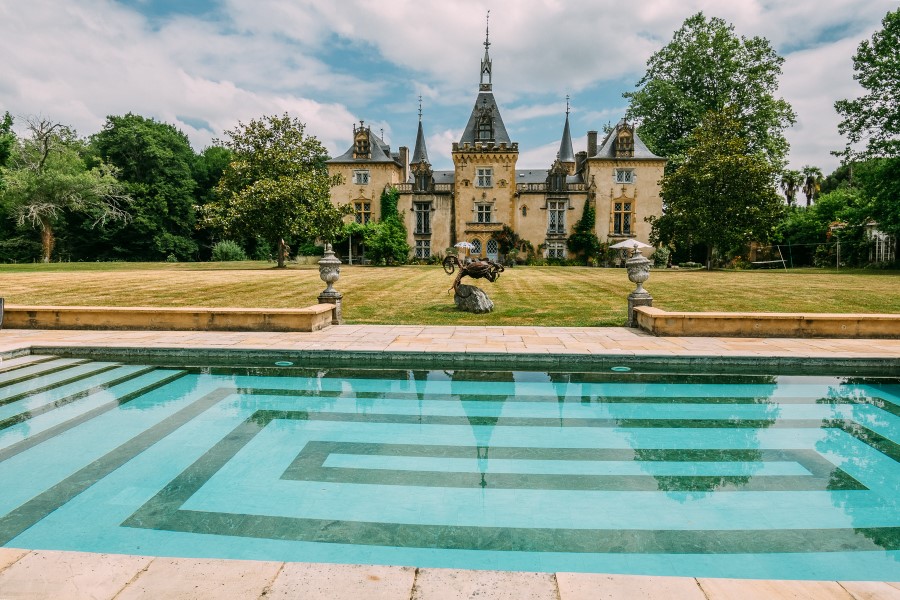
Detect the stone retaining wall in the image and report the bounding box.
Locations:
[635,306,900,338]
[1,304,336,332]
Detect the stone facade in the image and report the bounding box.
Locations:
[327,29,665,263]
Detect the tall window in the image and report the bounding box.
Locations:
[476,204,492,223]
[548,200,566,234]
[486,239,499,258]
[415,239,431,259]
[476,168,493,187]
[354,201,372,224]
[615,169,634,184]
[414,202,431,234]
[613,201,633,235]
[353,170,370,185]
[547,242,566,259]
[471,239,482,255]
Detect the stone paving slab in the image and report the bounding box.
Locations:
[556,572,708,599]
[265,562,416,600]
[0,550,151,600]
[113,557,282,600]
[840,582,900,600]
[696,577,856,599]
[0,547,27,573]
[410,568,558,600]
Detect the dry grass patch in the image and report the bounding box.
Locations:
[0,263,898,327]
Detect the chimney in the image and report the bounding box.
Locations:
[575,151,587,174]
[399,146,409,182]
[587,131,598,157]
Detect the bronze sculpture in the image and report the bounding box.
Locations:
[443,255,504,296]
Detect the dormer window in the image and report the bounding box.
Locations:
[354,132,370,158]
[615,129,634,158]
[478,115,493,141]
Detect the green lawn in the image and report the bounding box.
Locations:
[1,262,898,326]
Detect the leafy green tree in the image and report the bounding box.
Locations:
[566,200,601,264]
[89,113,199,261]
[780,169,802,206]
[801,165,824,207]
[191,145,233,259]
[364,187,409,265]
[1,118,129,262]
[204,114,346,268]
[0,112,13,189]
[625,12,795,169]
[857,157,900,242]
[648,108,785,265]
[835,8,900,161]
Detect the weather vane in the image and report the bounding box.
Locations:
[418,95,423,121]
[485,10,490,50]
[566,94,570,116]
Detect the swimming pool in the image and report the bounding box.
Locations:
[1,354,898,580]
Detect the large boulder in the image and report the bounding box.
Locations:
[454,284,494,313]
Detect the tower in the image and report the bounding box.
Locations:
[451,12,518,259]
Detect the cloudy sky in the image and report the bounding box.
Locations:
[1,0,895,174]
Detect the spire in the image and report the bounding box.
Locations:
[558,95,575,164]
[412,96,429,164]
[480,11,492,91]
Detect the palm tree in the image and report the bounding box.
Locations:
[801,165,824,207]
[780,169,803,206]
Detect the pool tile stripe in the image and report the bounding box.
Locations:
[281,441,862,492]
[238,387,900,418]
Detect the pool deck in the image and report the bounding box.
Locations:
[1,325,899,599]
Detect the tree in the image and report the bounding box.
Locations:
[0,112,13,188]
[204,114,346,268]
[779,169,802,206]
[566,200,601,264]
[801,165,824,207]
[648,108,785,265]
[364,187,409,265]
[625,12,795,170]
[1,118,129,262]
[89,113,199,261]
[834,8,900,160]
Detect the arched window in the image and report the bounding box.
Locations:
[486,239,498,259]
[471,239,482,255]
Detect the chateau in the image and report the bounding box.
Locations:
[327,26,665,263]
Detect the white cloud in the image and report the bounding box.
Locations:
[2,0,895,175]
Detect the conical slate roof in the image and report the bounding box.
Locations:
[411,119,429,164]
[459,92,512,145]
[558,112,574,163]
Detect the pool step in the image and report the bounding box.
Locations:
[0,355,59,375]
[0,364,158,429]
[0,358,88,388]
[0,361,123,406]
[0,367,189,462]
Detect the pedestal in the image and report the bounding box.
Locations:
[318,291,343,325]
[627,291,652,328]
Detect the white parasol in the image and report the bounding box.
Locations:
[609,239,654,256]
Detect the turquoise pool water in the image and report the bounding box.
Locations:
[1,354,898,580]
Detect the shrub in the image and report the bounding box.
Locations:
[211,240,249,261]
[651,247,671,268]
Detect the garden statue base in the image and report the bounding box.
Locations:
[627,292,652,328]
[455,285,494,314]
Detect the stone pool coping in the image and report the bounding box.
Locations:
[1,325,900,598]
[0,548,897,600]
